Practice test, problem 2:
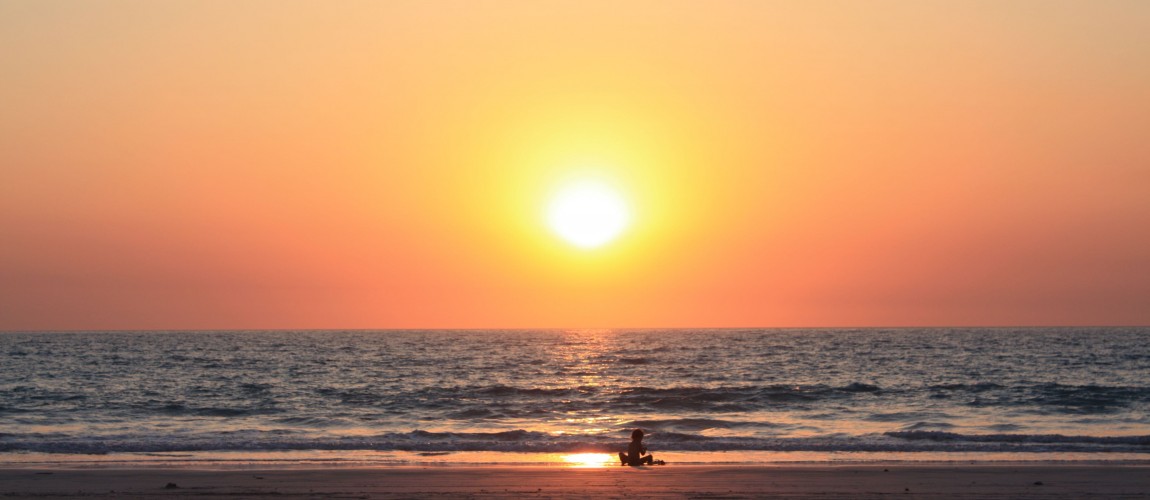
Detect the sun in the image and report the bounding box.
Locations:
[546,180,631,249]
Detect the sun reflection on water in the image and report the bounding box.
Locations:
[561,452,614,468]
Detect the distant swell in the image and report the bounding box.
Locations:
[3,429,1149,455]
[930,383,1150,411]
[299,383,900,414]
[624,418,777,432]
[6,380,1148,418]
[885,431,1150,446]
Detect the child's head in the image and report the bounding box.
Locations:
[631,429,644,441]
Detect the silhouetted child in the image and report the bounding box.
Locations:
[619,429,664,466]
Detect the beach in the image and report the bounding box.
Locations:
[3,464,1149,499]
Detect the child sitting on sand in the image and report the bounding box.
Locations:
[619,429,665,466]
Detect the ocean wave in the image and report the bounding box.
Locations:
[3,429,1148,455]
[956,383,1150,414]
[477,385,593,397]
[613,384,885,408]
[866,412,955,423]
[124,402,281,418]
[298,383,900,414]
[1026,384,1150,409]
[444,408,503,419]
[624,418,778,431]
[899,421,957,431]
[885,431,1150,446]
[271,416,357,428]
[929,382,1004,392]
[9,380,1147,418]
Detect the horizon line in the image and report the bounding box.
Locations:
[2,324,1148,334]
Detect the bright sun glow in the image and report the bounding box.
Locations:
[546,180,631,248]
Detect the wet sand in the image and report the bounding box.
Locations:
[2,464,1148,499]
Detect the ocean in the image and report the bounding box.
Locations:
[2,328,1148,466]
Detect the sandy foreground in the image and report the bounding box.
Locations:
[1,464,1148,499]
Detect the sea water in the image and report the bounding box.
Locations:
[2,328,1148,466]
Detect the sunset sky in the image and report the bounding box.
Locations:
[2,1,1148,330]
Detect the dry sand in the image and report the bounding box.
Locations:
[2,464,1148,499]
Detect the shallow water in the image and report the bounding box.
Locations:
[2,328,1148,462]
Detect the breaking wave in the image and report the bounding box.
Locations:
[3,429,1149,455]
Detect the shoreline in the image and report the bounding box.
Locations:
[4,450,1150,470]
[6,451,1150,474]
[3,464,1149,499]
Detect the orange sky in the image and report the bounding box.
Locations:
[2,1,1148,330]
